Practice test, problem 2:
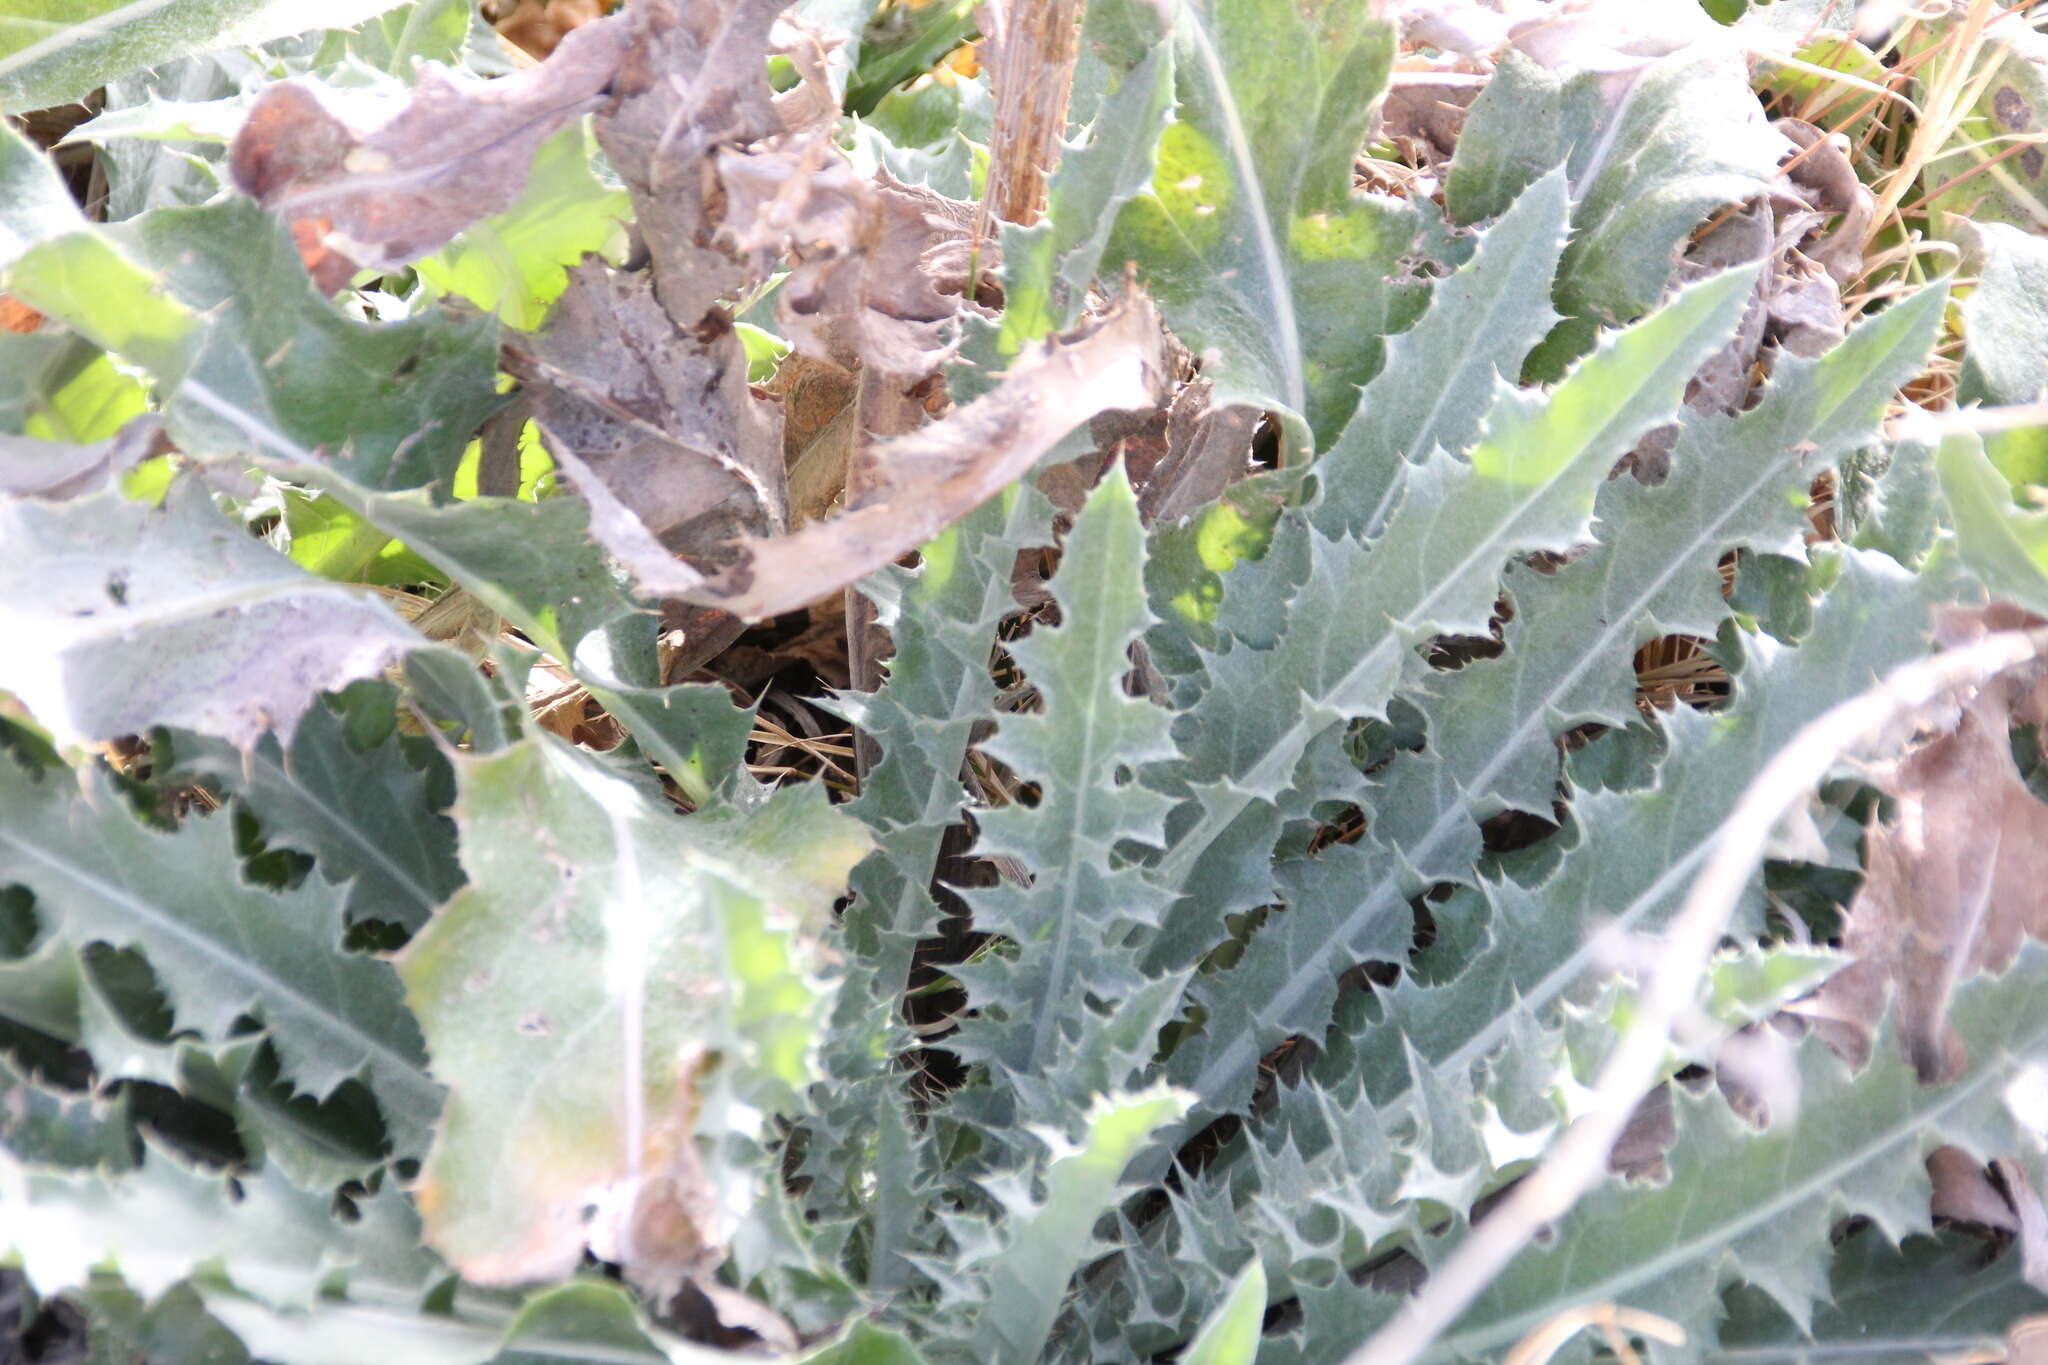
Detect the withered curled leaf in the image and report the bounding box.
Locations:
[230,17,630,293]
[1928,1148,2048,1293]
[728,157,996,379]
[516,261,782,595]
[1089,375,1260,527]
[1775,116,1877,287]
[1807,604,2048,1082]
[593,0,789,329]
[699,295,1171,620]
[511,0,1023,630]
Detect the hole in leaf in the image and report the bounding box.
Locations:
[1248,413,1282,471]
[122,1079,247,1169]
[1634,634,1729,713]
[0,884,38,959]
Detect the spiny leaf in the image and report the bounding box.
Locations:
[64,1280,254,1365]
[4,195,499,490]
[303,483,640,662]
[6,1142,732,1363]
[1258,550,1967,1246]
[1959,223,2048,402]
[1447,46,1786,374]
[1717,1225,2048,1363]
[205,1275,743,1365]
[1,935,95,1059]
[1106,0,1424,449]
[1957,222,2048,487]
[837,485,1054,993]
[1098,547,1975,1353]
[1180,1258,1267,1365]
[1391,949,2048,1361]
[0,119,80,266]
[7,941,392,1189]
[0,751,442,1157]
[802,483,1061,1300]
[295,476,753,798]
[1311,165,1570,541]
[950,467,1180,1109]
[0,1051,138,1171]
[1154,283,1942,1142]
[947,1085,1192,1364]
[3,1139,437,1311]
[1367,554,1954,1105]
[1144,259,1759,944]
[1938,430,2048,616]
[162,683,460,934]
[959,4,1175,393]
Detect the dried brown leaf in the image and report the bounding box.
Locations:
[592,0,787,329]
[768,16,843,137]
[516,261,781,595]
[493,0,608,61]
[695,296,1171,620]
[230,17,630,293]
[1622,172,1849,480]
[1608,1083,1675,1182]
[549,0,993,625]
[1063,376,1257,525]
[775,353,860,527]
[1775,117,1876,286]
[1381,75,1480,160]
[1930,1145,2021,1230]
[1809,604,2048,1082]
[1929,1150,2048,1296]
[1140,384,1262,525]
[725,154,994,378]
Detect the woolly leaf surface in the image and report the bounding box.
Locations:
[0,751,441,1156]
[396,734,867,1283]
[1105,0,1423,447]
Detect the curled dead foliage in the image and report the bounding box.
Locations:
[230,18,630,292]
[1804,603,2048,1083]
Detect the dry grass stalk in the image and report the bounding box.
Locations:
[974,0,1084,229]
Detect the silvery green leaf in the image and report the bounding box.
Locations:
[0,483,420,750]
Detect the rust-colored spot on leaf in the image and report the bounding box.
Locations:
[229,18,628,288]
[0,296,45,333]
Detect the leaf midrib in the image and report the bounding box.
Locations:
[230,747,446,924]
[0,822,439,1117]
[1024,520,1141,1074]
[1433,1036,2027,1361]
